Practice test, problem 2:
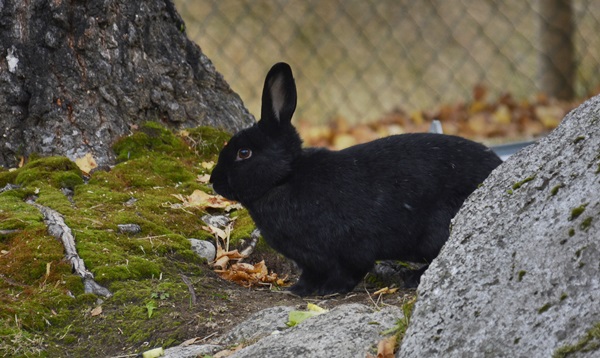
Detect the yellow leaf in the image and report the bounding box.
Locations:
[201,161,215,170]
[492,104,511,125]
[75,153,98,174]
[373,287,399,296]
[142,347,164,358]
[469,100,487,114]
[307,303,328,313]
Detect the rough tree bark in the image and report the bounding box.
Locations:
[0,0,254,168]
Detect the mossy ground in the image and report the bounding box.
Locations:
[0,123,409,357]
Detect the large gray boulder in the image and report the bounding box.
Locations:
[399,96,600,357]
[164,303,402,358]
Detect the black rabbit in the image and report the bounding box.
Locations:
[210,62,502,296]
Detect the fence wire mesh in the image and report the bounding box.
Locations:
[174,0,600,124]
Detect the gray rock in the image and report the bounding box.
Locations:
[163,344,221,358]
[399,96,600,357]
[189,239,216,262]
[230,303,402,358]
[117,223,142,235]
[216,305,295,346]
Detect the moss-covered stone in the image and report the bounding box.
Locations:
[14,156,82,189]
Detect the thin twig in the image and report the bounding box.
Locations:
[0,273,31,288]
[180,274,197,305]
[365,285,381,310]
[27,200,112,297]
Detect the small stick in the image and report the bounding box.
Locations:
[180,274,197,305]
[27,200,112,297]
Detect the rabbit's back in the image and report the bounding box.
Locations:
[248,133,501,266]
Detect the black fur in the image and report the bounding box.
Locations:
[210,62,502,296]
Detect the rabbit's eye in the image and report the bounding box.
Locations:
[236,148,252,161]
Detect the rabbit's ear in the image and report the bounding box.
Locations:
[259,62,297,133]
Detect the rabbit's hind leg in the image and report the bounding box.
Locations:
[314,263,366,296]
[288,266,325,297]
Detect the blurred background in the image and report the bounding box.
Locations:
[173,0,600,146]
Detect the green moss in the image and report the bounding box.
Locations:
[0,169,18,187]
[52,171,84,189]
[568,228,575,237]
[550,183,564,196]
[569,204,588,221]
[560,293,568,302]
[573,136,585,144]
[553,322,600,358]
[14,157,82,188]
[185,126,232,157]
[538,303,552,314]
[230,209,258,247]
[380,296,416,345]
[512,175,536,190]
[517,270,526,282]
[580,217,593,231]
[113,122,196,163]
[94,257,162,284]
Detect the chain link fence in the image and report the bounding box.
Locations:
[174,0,600,124]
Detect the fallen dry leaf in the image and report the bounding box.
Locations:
[376,335,397,358]
[212,249,246,270]
[297,86,580,150]
[202,224,230,241]
[90,306,103,317]
[172,190,238,210]
[213,343,244,358]
[215,260,284,288]
[75,153,98,174]
[197,174,211,183]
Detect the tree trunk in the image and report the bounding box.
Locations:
[0,0,254,168]
[537,0,575,100]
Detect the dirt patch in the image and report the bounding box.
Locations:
[54,262,414,357]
